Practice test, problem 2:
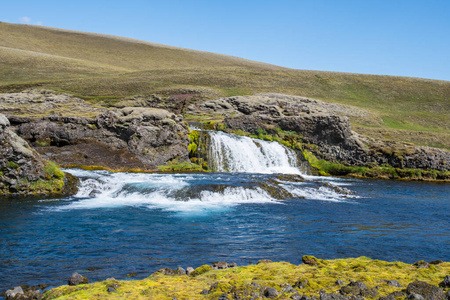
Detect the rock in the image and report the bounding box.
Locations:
[187,94,450,172]
[5,286,24,299]
[228,262,238,268]
[388,291,406,298]
[430,260,444,265]
[263,287,279,298]
[377,296,394,300]
[106,277,116,281]
[176,266,186,275]
[445,290,450,300]
[413,261,430,268]
[200,289,209,295]
[386,280,402,287]
[11,104,190,171]
[406,281,445,300]
[68,272,88,286]
[407,293,425,300]
[302,255,320,266]
[320,292,349,300]
[157,268,178,275]
[0,113,77,197]
[257,259,273,264]
[213,261,229,269]
[107,287,117,293]
[280,283,295,293]
[294,278,309,289]
[0,113,10,128]
[291,293,303,300]
[336,280,347,286]
[218,293,228,300]
[348,296,364,300]
[340,281,366,295]
[186,267,194,275]
[440,276,450,288]
[360,288,378,298]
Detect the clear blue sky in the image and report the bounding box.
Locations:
[1,0,449,81]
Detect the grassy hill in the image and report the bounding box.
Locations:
[1,22,449,149]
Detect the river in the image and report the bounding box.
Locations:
[0,131,449,292]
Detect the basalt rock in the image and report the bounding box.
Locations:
[9,107,190,171]
[187,94,450,172]
[0,114,78,197]
[406,281,445,300]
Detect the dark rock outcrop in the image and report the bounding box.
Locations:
[0,114,77,196]
[68,272,88,286]
[9,107,190,170]
[406,281,445,300]
[187,94,450,172]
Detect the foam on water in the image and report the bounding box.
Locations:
[55,170,278,214]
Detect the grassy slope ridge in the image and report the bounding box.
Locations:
[1,22,449,150]
[43,257,450,300]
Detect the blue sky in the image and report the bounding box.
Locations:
[1,0,449,81]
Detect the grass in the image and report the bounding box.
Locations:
[0,22,449,149]
[42,256,450,300]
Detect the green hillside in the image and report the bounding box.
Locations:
[1,22,449,149]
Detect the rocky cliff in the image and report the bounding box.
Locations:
[1,90,191,171]
[187,94,450,172]
[0,113,77,196]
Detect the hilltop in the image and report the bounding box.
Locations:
[0,22,449,150]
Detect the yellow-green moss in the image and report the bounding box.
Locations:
[42,257,450,300]
[157,159,202,172]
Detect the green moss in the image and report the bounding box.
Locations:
[44,161,65,180]
[7,161,19,169]
[190,264,213,277]
[157,159,202,172]
[42,257,450,300]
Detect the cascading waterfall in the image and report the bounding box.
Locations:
[207,131,302,174]
[58,130,356,214]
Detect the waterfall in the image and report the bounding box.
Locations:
[206,131,303,174]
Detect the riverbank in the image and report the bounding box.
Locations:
[7,256,449,300]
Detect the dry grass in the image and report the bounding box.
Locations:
[1,22,449,149]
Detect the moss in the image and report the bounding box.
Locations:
[190,264,213,277]
[44,161,65,180]
[157,159,202,172]
[7,161,19,169]
[42,257,450,300]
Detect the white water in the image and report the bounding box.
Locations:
[51,132,357,213]
[208,131,301,174]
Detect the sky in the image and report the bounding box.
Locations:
[1,0,449,81]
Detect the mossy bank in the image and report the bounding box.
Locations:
[40,256,450,300]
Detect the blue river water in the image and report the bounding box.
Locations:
[0,170,449,293]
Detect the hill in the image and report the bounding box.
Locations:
[0,22,449,149]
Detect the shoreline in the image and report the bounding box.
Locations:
[4,256,449,300]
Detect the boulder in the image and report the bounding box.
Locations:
[386,280,402,287]
[263,287,279,298]
[5,286,24,299]
[68,272,88,286]
[440,276,450,288]
[406,281,445,300]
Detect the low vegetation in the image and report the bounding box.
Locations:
[42,256,450,300]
